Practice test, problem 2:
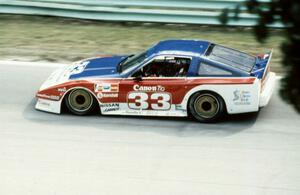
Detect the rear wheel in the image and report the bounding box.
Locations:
[65,89,96,115]
[188,92,225,122]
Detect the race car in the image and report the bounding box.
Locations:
[35,39,276,122]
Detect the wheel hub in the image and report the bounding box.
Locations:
[68,89,93,112]
[194,94,219,119]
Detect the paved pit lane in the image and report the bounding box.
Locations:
[0,61,300,195]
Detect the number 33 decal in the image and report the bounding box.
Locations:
[128,92,171,110]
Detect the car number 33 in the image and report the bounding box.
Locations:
[127,92,171,110]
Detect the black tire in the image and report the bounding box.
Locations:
[65,89,96,115]
[188,91,225,122]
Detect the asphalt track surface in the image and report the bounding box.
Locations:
[0,61,300,195]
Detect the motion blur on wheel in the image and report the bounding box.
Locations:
[35,39,276,122]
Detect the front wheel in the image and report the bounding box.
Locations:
[65,89,96,115]
[188,92,225,122]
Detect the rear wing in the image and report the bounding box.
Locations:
[251,49,273,79]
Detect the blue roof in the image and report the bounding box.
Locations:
[147,40,210,56]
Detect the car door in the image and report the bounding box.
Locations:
[118,55,191,116]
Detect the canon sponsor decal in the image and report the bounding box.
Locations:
[133,84,165,92]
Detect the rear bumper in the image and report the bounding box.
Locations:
[35,98,61,114]
[259,72,276,107]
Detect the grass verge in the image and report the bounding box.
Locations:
[0,14,284,72]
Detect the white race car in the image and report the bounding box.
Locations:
[36,40,276,122]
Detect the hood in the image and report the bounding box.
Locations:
[38,56,126,91]
[69,56,126,80]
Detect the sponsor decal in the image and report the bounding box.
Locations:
[37,94,60,101]
[57,87,67,92]
[95,83,119,93]
[233,90,251,105]
[38,99,50,107]
[175,104,186,112]
[133,84,165,92]
[70,61,89,75]
[97,92,118,99]
[101,103,119,112]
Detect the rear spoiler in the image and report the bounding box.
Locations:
[251,49,273,79]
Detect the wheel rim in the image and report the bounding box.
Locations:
[68,89,93,112]
[194,94,219,119]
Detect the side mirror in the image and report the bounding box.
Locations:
[133,75,143,82]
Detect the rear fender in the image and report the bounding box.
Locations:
[181,79,260,114]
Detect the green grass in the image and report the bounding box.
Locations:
[0,14,285,72]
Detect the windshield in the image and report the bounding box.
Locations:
[121,52,147,73]
[206,44,256,72]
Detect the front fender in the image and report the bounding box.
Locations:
[36,80,101,114]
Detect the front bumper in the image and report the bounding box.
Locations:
[259,72,276,107]
[35,98,62,114]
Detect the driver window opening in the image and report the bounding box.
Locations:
[132,57,191,78]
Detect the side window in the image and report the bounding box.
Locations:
[132,57,191,78]
[198,62,232,76]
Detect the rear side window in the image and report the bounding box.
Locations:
[206,44,256,72]
[198,63,232,76]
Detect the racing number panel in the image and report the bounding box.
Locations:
[119,78,187,111]
[127,91,172,110]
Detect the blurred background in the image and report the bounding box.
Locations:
[0,0,284,73]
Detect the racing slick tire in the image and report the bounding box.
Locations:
[65,88,97,115]
[188,91,225,122]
